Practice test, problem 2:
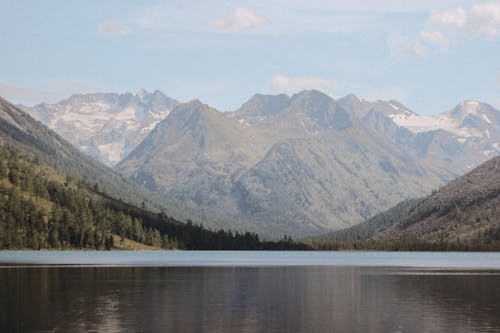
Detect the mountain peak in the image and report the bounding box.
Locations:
[447,100,500,124]
[183,99,207,109]
[168,100,217,122]
[234,93,290,120]
[342,93,361,102]
[455,100,482,115]
[136,88,148,96]
[291,89,332,101]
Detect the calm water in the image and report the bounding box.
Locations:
[1,251,500,333]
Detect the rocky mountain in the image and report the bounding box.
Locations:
[23,90,179,166]
[339,96,500,177]
[118,90,449,237]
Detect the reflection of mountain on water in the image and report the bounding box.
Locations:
[1,266,500,332]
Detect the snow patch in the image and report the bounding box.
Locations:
[388,102,399,110]
[482,114,493,124]
[140,109,170,134]
[390,112,478,137]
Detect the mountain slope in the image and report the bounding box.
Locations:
[23,90,179,166]
[376,155,500,244]
[308,199,421,242]
[117,90,447,237]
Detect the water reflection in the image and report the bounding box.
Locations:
[1,266,499,332]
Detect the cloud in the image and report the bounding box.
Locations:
[429,1,500,38]
[99,21,129,37]
[497,73,500,86]
[260,0,469,13]
[0,81,106,105]
[271,75,334,95]
[214,7,270,31]
[419,31,451,50]
[388,33,427,59]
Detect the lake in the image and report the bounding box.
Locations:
[1,251,500,332]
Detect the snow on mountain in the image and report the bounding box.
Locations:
[390,100,499,139]
[24,90,179,166]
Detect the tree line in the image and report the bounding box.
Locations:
[0,147,310,250]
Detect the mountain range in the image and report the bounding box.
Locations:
[21,90,500,237]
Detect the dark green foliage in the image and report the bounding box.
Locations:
[308,237,500,251]
[0,146,310,250]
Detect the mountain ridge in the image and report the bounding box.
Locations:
[117,90,455,236]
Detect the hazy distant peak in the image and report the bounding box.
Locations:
[235,93,291,119]
[180,99,208,109]
[290,89,333,102]
[136,88,148,99]
[449,100,496,116]
[337,94,372,114]
[341,93,362,103]
[251,92,289,99]
[288,90,336,114]
[443,101,500,127]
[167,100,219,123]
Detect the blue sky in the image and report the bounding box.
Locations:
[0,0,499,114]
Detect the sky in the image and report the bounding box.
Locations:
[0,0,499,115]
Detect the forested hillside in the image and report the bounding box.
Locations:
[0,147,309,250]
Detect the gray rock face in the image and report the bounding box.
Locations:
[23,90,179,166]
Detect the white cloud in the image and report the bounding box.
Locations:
[271,75,334,95]
[99,21,129,37]
[0,81,107,105]
[420,31,451,50]
[430,6,467,28]
[388,33,427,59]
[214,7,270,31]
[261,0,469,13]
[497,73,500,86]
[429,1,500,38]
